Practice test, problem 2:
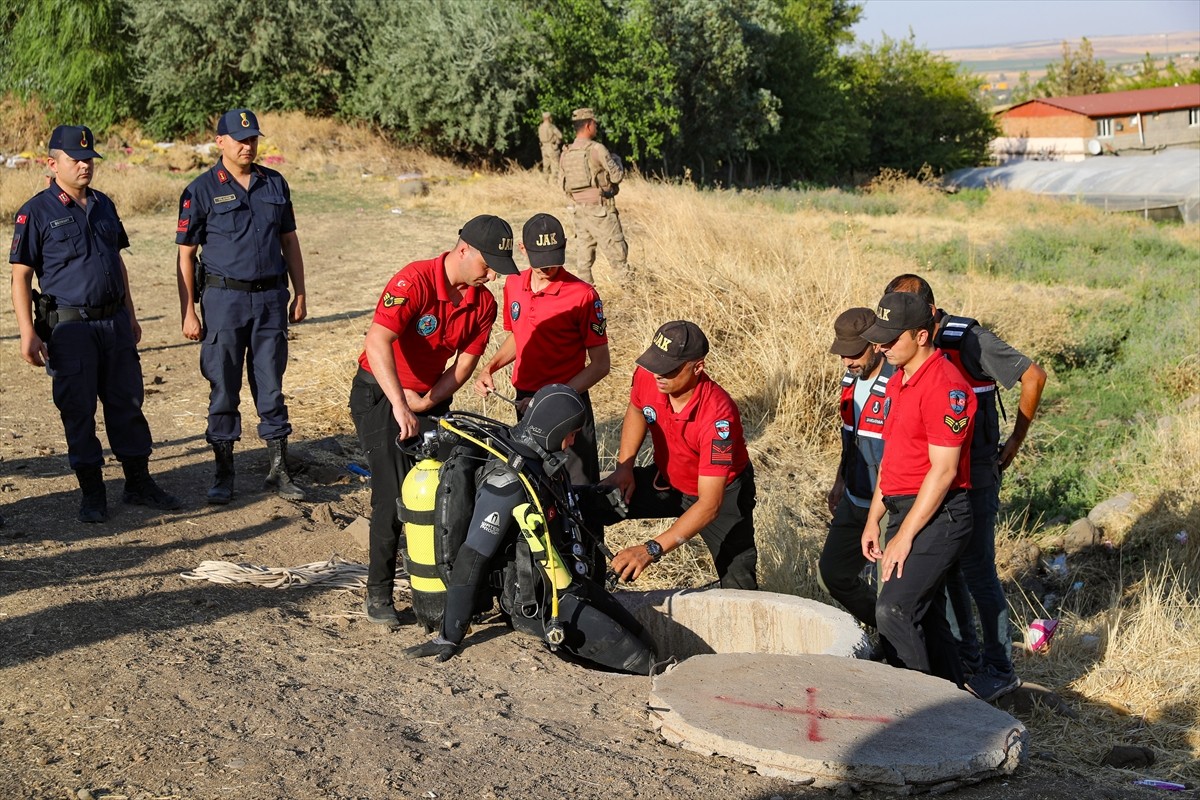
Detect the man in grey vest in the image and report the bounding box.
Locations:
[559,108,628,285]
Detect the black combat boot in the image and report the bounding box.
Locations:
[75,465,108,523]
[364,585,401,627]
[264,438,305,501]
[121,456,182,510]
[207,441,235,505]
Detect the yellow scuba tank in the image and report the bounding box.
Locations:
[400,435,444,632]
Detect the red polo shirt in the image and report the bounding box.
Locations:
[629,367,750,496]
[503,269,607,391]
[878,350,976,496]
[358,253,498,394]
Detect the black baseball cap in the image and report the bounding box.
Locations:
[636,321,710,375]
[49,125,102,159]
[459,215,518,275]
[216,109,263,141]
[522,213,566,269]
[862,292,934,344]
[830,307,876,356]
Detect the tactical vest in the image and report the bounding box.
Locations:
[561,141,598,193]
[839,367,890,499]
[935,315,997,397]
[935,313,1004,487]
[840,368,890,441]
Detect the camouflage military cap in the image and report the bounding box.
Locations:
[571,108,596,122]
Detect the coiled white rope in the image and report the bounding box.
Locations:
[180,555,410,591]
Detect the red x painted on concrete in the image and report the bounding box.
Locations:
[716,688,894,742]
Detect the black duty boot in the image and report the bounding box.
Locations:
[364,585,401,627]
[121,456,182,510]
[207,441,235,505]
[75,465,108,523]
[264,438,305,501]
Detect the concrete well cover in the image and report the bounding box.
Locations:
[649,653,1026,790]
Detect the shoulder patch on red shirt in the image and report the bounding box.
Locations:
[590,320,606,336]
[382,292,407,308]
[944,415,969,433]
[948,389,967,415]
[711,439,734,465]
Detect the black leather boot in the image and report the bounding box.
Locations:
[264,438,305,501]
[207,441,235,505]
[121,456,182,510]
[75,465,108,523]
[364,585,400,627]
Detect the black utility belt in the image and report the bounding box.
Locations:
[205,274,286,292]
[882,488,966,515]
[55,299,124,322]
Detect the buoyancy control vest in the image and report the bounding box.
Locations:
[399,413,656,674]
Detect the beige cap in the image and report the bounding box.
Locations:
[571,108,596,122]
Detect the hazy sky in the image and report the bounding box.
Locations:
[852,0,1200,50]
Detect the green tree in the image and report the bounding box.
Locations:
[0,1,138,131]
[1040,38,1110,96]
[850,35,997,176]
[350,0,542,157]
[759,0,866,182]
[1118,53,1200,90]
[130,0,365,138]
[526,0,679,165]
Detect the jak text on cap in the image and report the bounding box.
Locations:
[862,292,934,344]
[522,213,567,269]
[636,320,710,375]
[459,215,518,275]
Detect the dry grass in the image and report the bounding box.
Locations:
[5,106,1197,785]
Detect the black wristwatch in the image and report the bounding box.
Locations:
[644,540,664,562]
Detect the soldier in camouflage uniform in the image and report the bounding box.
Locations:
[538,112,562,182]
[559,108,627,285]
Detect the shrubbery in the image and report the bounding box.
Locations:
[0,0,996,182]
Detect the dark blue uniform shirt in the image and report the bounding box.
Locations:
[176,160,297,281]
[9,181,130,308]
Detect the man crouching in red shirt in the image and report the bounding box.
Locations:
[596,320,757,590]
[860,292,975,686]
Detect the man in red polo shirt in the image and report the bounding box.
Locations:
[596,320,757,590]
[860,292,975,686]
[349,214,515,627]
[474,213,610,484]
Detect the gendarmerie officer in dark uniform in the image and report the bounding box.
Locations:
[176,110,308,504]
[9,125,181,523]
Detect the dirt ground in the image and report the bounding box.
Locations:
[0,201,1171,800]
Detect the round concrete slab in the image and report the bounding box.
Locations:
[649,653,1026,791]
